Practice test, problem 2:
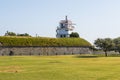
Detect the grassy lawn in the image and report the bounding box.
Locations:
[0,55,120,80]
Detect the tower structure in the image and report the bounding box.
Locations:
[56,16,75,38]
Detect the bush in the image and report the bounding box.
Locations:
[70,32,79,38]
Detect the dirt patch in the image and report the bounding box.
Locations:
[0,66,24,73]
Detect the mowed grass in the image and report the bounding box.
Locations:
[0,55,120,80]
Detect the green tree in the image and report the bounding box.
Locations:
[113,37,120,53]
[5,31,16,36]
[70,32,79,38]
[17,33,31,37]
[94,38,114,57]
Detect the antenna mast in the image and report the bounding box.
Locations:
[65,16,68,23]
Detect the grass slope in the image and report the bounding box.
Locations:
[0,36,91,47]
[0,55,120,80]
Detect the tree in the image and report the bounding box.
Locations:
[70,32,79,38]
[4,31,31,37]
[113,37,120,53]
[17,33,31,37]
[5,31,16,36]
[94,38,114,57]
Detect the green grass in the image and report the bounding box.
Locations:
[0,55,120,80]
[0,36,91,47]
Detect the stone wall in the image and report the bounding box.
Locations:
[0,46,92,56]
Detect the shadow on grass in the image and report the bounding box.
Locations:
[74,55,99,58]
[48,61,63,63]
[108,54,120,57]
[74,54,120,58]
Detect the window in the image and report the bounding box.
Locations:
[60,23,64,28]
[65,30,68,31]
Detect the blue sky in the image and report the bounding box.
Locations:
[0,0,120,44]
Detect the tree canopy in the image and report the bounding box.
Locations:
[70,32,79,38]
[5,31,16,36]
[94,38,114,57]
[4,31,31,37]
[113,37,120,53]
[17,33,31,37]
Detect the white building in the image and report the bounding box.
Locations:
[56,16,75,38]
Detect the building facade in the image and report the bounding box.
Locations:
[56,16,75,38]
